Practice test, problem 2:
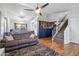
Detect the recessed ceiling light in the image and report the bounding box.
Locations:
[19,11,25,18]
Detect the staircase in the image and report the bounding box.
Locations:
[53,15,68,39]
[52,15,68,44]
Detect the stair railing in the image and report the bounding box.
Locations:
[52,15,68,39]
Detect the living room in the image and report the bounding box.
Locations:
[0,3,79,56]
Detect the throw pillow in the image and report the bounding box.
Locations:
[5,35,14,41]
[30,34,35,39]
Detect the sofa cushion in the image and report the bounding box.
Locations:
[18,38,37,44]
[12,31,34,40]
[5,38,38,47]
[5,40,19,47]
[12,34,21,40]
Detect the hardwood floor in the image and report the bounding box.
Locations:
[64,42,79,56]
[39,37,79,56]
[38,24,65,55]
[39,37,64,55]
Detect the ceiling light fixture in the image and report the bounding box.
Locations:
[35,8,41,14]
[19,11,25,18]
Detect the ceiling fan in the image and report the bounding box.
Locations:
[24,3,49,16]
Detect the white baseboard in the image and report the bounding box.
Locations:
[70,41,79,44]
[64,41,70,44]
[64,41,79,44]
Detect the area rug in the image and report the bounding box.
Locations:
[5,43,60,56]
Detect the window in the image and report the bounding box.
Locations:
[14,23,27,32]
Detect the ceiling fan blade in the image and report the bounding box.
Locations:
[24,9,34,11]
[41,3,49,8]
[53,10,68,13]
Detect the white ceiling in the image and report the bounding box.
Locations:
[0,3,79,22]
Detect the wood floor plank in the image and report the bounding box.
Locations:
[39,37,79,56]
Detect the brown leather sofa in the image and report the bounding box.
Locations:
[4,31,38,52]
